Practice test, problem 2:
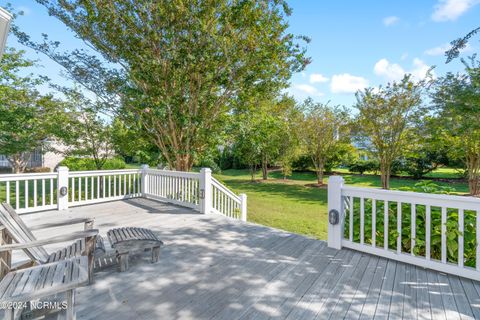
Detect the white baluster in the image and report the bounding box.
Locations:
[441,207,447,263]
[459,209,464,268]
[397,202,402,254]
[42,179,45,206]
[349,196,353,241]
[25,180,29,209]
[6,181,9,204]
[360,197,364,245]
[384,200,389,250]
[15,180,19,209]
[411,204,416,256]
[426,205,431,260]
[372,199,376,247]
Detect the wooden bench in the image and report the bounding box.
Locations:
[0,257,89,320]
[107,227,163,272]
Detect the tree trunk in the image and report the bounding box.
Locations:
[261,155,268,180]
[380,161,391,189]
[316,163,324,185]
[8,153,29,174]
[466,154,480,196]
[174,153,192,171]
[250,163,257,182]
[468,177,479,196]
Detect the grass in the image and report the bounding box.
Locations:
[214,168,470,240]
[125,163,142,169]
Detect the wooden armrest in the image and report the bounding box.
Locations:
[0,229,99,252]
[29,218,94,231]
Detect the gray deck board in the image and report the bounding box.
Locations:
[402,264,418,320]
[358,257,388,320]
[374,259,396,319]
[0,198,477,320]
[389,261,405,319]
[427,269,447,320]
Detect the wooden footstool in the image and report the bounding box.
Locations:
[107,227,163,272]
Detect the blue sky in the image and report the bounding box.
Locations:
[4,0,480,107]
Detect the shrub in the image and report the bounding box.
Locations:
[102,158,127,170]
[215,148,234,171]
[196,156,221,173]
[292,154,312,171]
[60,157,126,171]
[347,159,379,174]
[25,167,51,173]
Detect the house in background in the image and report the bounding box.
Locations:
[0,146,65,172]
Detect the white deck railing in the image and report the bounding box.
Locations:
[0,166,247,221]
[212,177,246,220]
[143,168,200,210]
[0,172,58,213]
[327,176,480,281]
[69,169,142,207]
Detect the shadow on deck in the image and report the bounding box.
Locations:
[10,198,480,319]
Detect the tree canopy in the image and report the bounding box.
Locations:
[15,0,310,171]
[0,48,60,173]
[354,76,425,189]
[432,57,480,195]
[300,99,351,185]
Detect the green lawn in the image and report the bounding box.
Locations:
[214,169,470,240]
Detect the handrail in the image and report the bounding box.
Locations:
[69,169,141,177]
[342,186,480,210]
[211,178,241,203]
[0,172,57,181]
[145,168,199,179]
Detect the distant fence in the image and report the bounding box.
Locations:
[327,176,480,280]
[0,167,247,221]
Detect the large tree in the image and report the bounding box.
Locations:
[354,75,425,189]
[14,0,309,171]
[432,57,480,195]
[301,99,351,185]
[0,48,59,173]
[232,95,296,181]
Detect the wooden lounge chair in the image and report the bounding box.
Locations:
[0,202,104,284]
[0,256,89,320]
[107,227,163,272]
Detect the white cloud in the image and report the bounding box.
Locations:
[424,42,471,56]
[373,58,434,82]
[293,84,324,96]
[374,59,405,81]
[383,16,400,26]
[330,74,369,94]
[411,58,433,80]
[309,73,329,84]
[431,0,480,22]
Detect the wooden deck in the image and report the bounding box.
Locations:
[9,198,480,319]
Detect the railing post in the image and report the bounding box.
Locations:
[57,166,69,210]
[141,164,149,197]
[328,175,344,249]
[199,168,212,214]
[240,193,247,222]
